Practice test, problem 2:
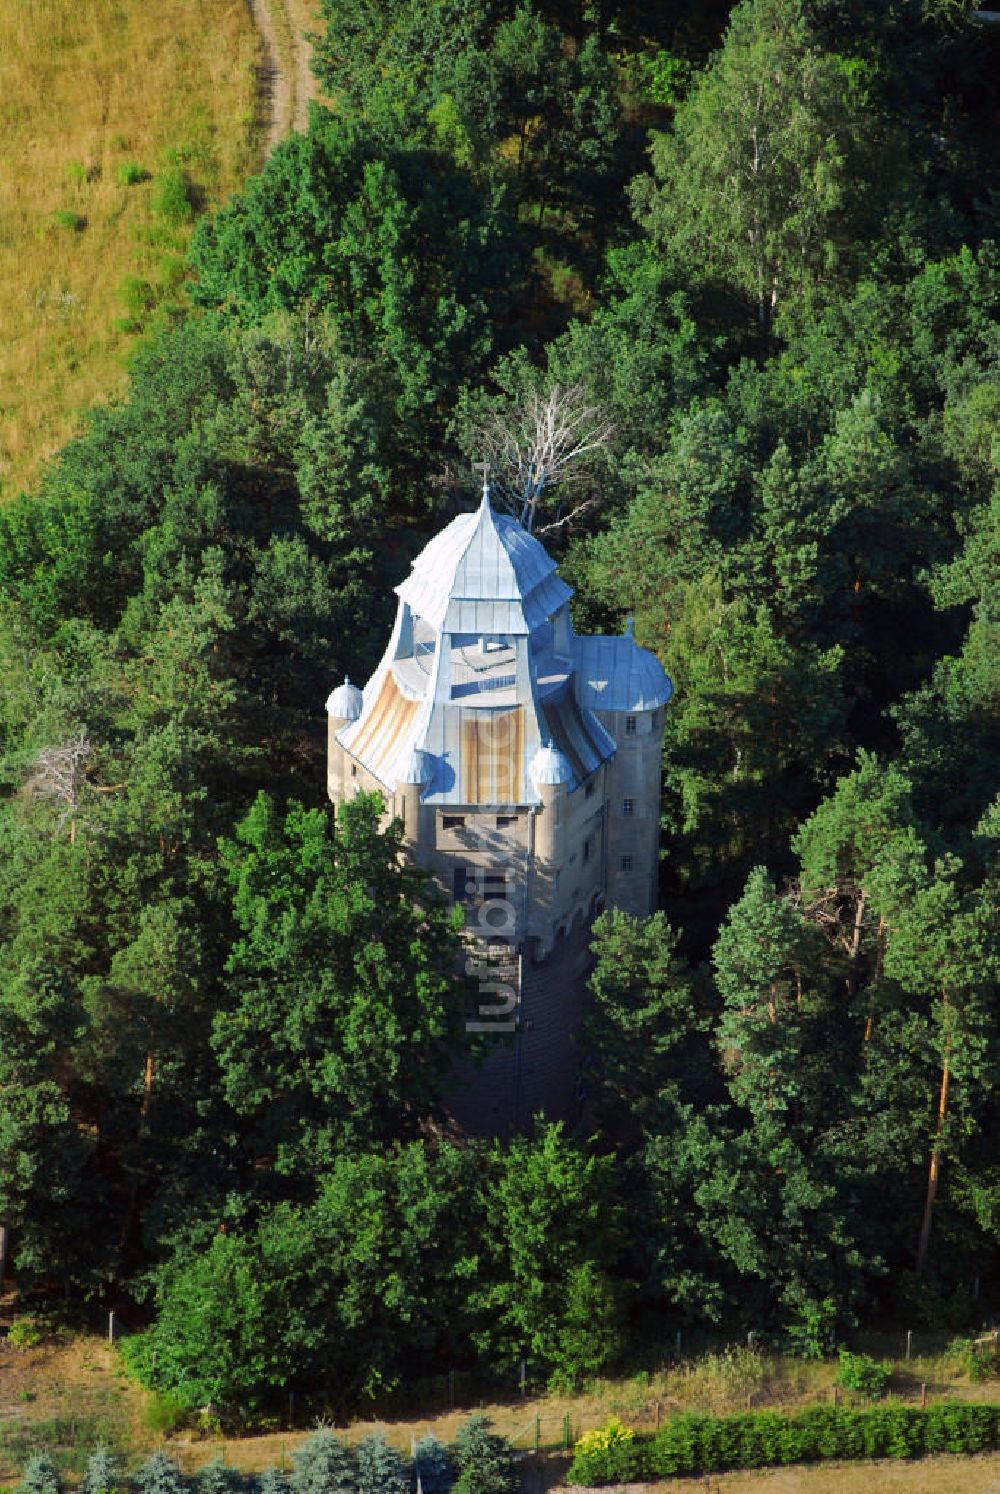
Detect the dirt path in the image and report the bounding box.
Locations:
[246,0,319,156]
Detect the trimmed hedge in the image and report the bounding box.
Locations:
[567,1403,1000,1485]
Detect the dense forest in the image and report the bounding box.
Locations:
[0,0,997,1418]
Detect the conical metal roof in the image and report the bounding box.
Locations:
[395,491,572,636]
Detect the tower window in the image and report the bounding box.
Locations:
[496,814,518,828]
[625,715,637,736]
[351,764,358,777]
[585,777,596,798]
[622,798,634,815]
[583,838,591,862]
[620,854,633,872]
[442,814,466,830]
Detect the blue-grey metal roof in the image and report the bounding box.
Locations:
[395,493,572,636]
[574,633,673,713]
[334,504,667,806]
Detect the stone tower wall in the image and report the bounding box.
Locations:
[601,704,663,917]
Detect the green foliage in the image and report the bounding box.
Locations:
[836,1350,891,1399]
[475,1121,624,1386]
[81,1447,126,1494]
[140,1388,194,1436]
[7,1317,45,1349]
[212,791,467,1166]
[16,1454,63,1494]
[568,1403,1000,1484]
[785,1298,837,1362]
[50,210,86,233]
[152,165,193,225]
[117,161,150,186]
[450,1416,517,1494]
[133,1141,484,1410]
[255,1472,289,1494]
[567,1419,640,1486]
[289,1431,355,1494]
[412,1436,453,1494]
[354,1434,407,1494]
[134,1452,187,1494]
[196,1460,241,1494]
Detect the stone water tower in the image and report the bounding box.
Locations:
[326,490,672,1131]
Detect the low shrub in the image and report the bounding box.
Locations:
[567,1418,643,1485]
[142,1389,192,1437]
[50,210,86,233]
[836,1349,891,1399]
[566,1402,1000,1485]
[968,1340,1000,1382]
[117,161,151,186]
[152,166,193,225]
[7,1316,45,1349]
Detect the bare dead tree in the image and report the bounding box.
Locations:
[473,383,614,534]
[23,732,124,841]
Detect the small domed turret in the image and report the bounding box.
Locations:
[326,676,363,722]
[529,742,574,787]
[395,747,431,787]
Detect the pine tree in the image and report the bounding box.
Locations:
[196,1460,240,1494]
[451,1417,517,1494]
[134,1452,186,1494]
[81,1447,125,1494]
[16,1454,63,1494]
[355,1433,407,1494]
[413,1436,453,1494]
[255,1471,289,1494]
[289,1431,356,1494]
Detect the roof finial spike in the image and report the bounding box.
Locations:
[474,459,491,508]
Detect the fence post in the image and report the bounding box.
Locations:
[279,1442,286,1474]
[921,1383,927,1409]
[832,1384,839,1407]
[288,1391,294,1428]
[533,1416,540,1454]
[747,1331,754,1352]
[675,1328,682,1360]
[906,1329,913,1361]
[563,1413,571,1449]
[519,1358,527,1397]
[655,1400,661,1432]
[108,1310,115,1345]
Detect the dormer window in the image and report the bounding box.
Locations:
[625,715,637,736]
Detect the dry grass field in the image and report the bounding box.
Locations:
[0,0,260,498]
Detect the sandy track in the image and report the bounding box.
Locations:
[246,0,319,156]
